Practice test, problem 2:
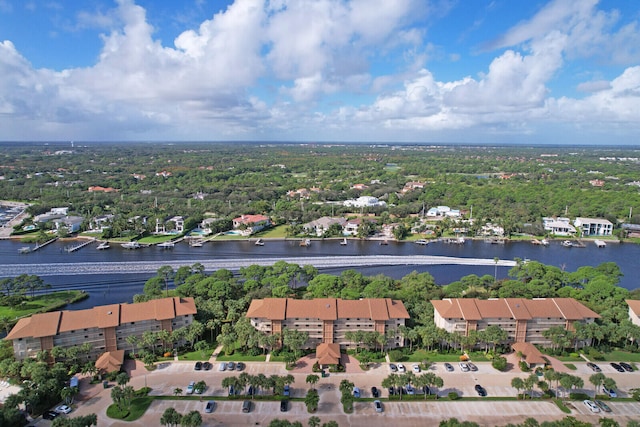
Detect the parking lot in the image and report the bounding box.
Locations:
[29,358,640,426]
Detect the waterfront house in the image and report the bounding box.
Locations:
[573,217,613,236]
[156,216,185,234]
[303,216,347,237]
[5,297,196,361]
[431,297,599,348]
[232,214,271,235]
[542,217,576,236]
[426,206,461,218]
[246,298,410,351]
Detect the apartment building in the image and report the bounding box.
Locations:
[627,299,640,327]
[431,297,599,347]
[246,298,410,350]
[6,297,196,360]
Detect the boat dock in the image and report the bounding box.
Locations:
[65,238,96,253]
[19,237,59,253]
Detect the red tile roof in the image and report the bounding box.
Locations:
[5,297,196,340]
[246,298,410,321]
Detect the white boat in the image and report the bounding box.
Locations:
[541,238,549,246]
[189,239,204,247]
[121,242,141,249]
[18,246,31,254]
[562,240,573,248]
[415,239,429,245]
[255,238,264,246]
[594,239,606,248]
[300,238,311,247]
[96,241,110,250]
[157,241,175,249]
[340,238,347,245]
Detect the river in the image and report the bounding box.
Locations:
[0,238,637,310]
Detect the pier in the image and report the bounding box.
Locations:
[65,238,96,253]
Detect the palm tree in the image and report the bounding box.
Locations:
[511,377,525,399]
[173,387,183,396]
[306,374,320,390]
[589,373,605,397]
[308,416,321,427]
[160,407,182,427]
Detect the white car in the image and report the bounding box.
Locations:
[602,386,617,398]
[218,362,226,371]
[55,405,72,414]
[583,399,601,413]
[459,362,470,372]
[397,363,406,373]
[186,381,195,395]
[412,363,421,373]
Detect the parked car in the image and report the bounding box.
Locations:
[242,400,251,413]
[371,386,379,398]
[228,385,236,396]
[283,385,290,396]
[194,361,202,371]
[594,400,612,413]
[55,405,72,414]
[202,362,212,371]
[388,387,396,396]
[444,363,454,372]
[459,362,470,372]
[583,399,601,413]
[353,387,361,398]
[412,363,421,373]
[374,400,383,413]
[475,384,487,397]
[397,363,406,373]
[236,362,245,371]
[205,401,215,413]
[227,361,236,371]
[602,386,617,398]
[586,362,601,372]
[467,362,478,371]
[43,411,59,420]
[186,381,195,395]
[280,399,288,412]
[405,385,415,395]
[218,362,226,371]
[389,363,398,373]
[247,386,254,396]
[619,362,633,372]
[422,386,430,395]
[610,362,624,372]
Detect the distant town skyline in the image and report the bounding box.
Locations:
[1,0,639,144]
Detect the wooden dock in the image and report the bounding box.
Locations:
[65,238,96,253]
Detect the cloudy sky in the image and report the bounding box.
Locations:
[1,0,639,144]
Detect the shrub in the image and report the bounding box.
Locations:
[519,361,530,372]
[587,348,604,361]
[312,362,321,372]
[569,392,590,400]
[569,352,579,359]
[492,356,508,371]
[388,349,405,362]
[448,391,460,400]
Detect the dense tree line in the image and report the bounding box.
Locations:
[2,143,640,240]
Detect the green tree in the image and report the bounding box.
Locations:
[160,407,182,427]
[306,374,320,390]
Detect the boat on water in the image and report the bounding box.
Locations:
[541,238,549,246]
[379,239,389,246]
[562,240,573,248]
[157,241,175,249]
[189,239,204,247]
[18,246,31,254]
[300,238,311,247]
[340,238,348,246]
[255,238,264,246]
[121,242,141,250]
[594,239,606,248]
[415,239,429,245]
[96,241,110,250]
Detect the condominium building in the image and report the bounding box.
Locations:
[246,298,410,350]
[6,297,197,360]
[627,299,640,327]
[431,298,599,347]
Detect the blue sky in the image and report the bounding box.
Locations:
[1,0,639,144]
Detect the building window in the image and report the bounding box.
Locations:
[131,322,135,325]
[84,336,88,339]
[99,333,103,336]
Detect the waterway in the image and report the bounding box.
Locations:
[0,238,638,310]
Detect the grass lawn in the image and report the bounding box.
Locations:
[216,353,267,362]
[106,396,154,421]
[179,347,217,361]
[601,350,640,363]
[256,225,288,238]
[138,235,178,244]
[0,290,87,319]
